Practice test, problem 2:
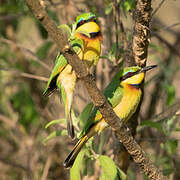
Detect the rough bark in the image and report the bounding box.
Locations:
[132,0,152,67]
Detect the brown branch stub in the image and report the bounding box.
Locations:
[132,0,152,67]
[25,0,167,179]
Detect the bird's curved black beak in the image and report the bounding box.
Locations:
[140,65,157,73]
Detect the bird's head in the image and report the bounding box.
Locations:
[75,12,100,36]
[120,65,157,85]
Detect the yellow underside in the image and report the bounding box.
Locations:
[113,83,142,122]
[58,64,77,116]
[76,35,101,67]
[89,83,142,136]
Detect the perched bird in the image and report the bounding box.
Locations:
[43,13,102,139]
[64,65,157,168]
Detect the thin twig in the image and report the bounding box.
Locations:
[152,18,180,37]
[0,14,22,20]
[153,33,180,58]
[0,68,48,82]
[113,0,119,63]
[41,154,52,180]
[145,35,180,120]
[19,72,48,82]
[156,22,180,33]
[152,0,166,17]
[0,114,16,128]
[0,157,29,172]
[117,3,127,49]
[0,38,51,72]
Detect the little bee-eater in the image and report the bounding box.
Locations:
[43,13,102,139]
[64,65,157,168]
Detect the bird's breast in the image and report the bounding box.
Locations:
[113,84,142,122]
[76,32,102,67]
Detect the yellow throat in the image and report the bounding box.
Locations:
[75,21,102,67]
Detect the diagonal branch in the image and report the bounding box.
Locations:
[25,0,167,179]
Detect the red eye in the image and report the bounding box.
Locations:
[127,72,132,77]
[80,20,84,25]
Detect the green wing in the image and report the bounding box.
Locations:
[43,52,68,96]
[43,35,83,97]
[79,70,124,138]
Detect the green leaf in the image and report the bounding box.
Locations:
[79,103,94,129]
[120,0,135,11]
[140,120,164,133]
[99,155,118,180]
[157,156,174,176]
[58,24,72,38]
[70,149,86,180]
[43,130,67,144]
[163,115,176,136]
[166,139,177,155]
[166,85,175,106]
[105,2,113,15]
[163,167,174,176]
[117,167,127,180]
[175,126,180,131]
[10,85,39,130]
[36,41,53,59]
[124,0,135,11]
[45,118,66,128]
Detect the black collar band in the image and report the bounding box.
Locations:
[130,83,142,89]
[89,31,101,38]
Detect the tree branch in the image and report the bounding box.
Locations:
[25,0,167,179]
[132,0,152,66]
[0,68,48,82]
[152,0,166,17]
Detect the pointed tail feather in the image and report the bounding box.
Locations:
[67,111,75,139]
[43,73,59,97]
[43,87,57,97]
[64,119,107,168]
[65,97,75,139]
[64,135,88,168]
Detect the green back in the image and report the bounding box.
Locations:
[76,12,96,24]
[79,69,124,138]
[122,66,141,75]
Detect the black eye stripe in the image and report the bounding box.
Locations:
[120,70,141,81]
